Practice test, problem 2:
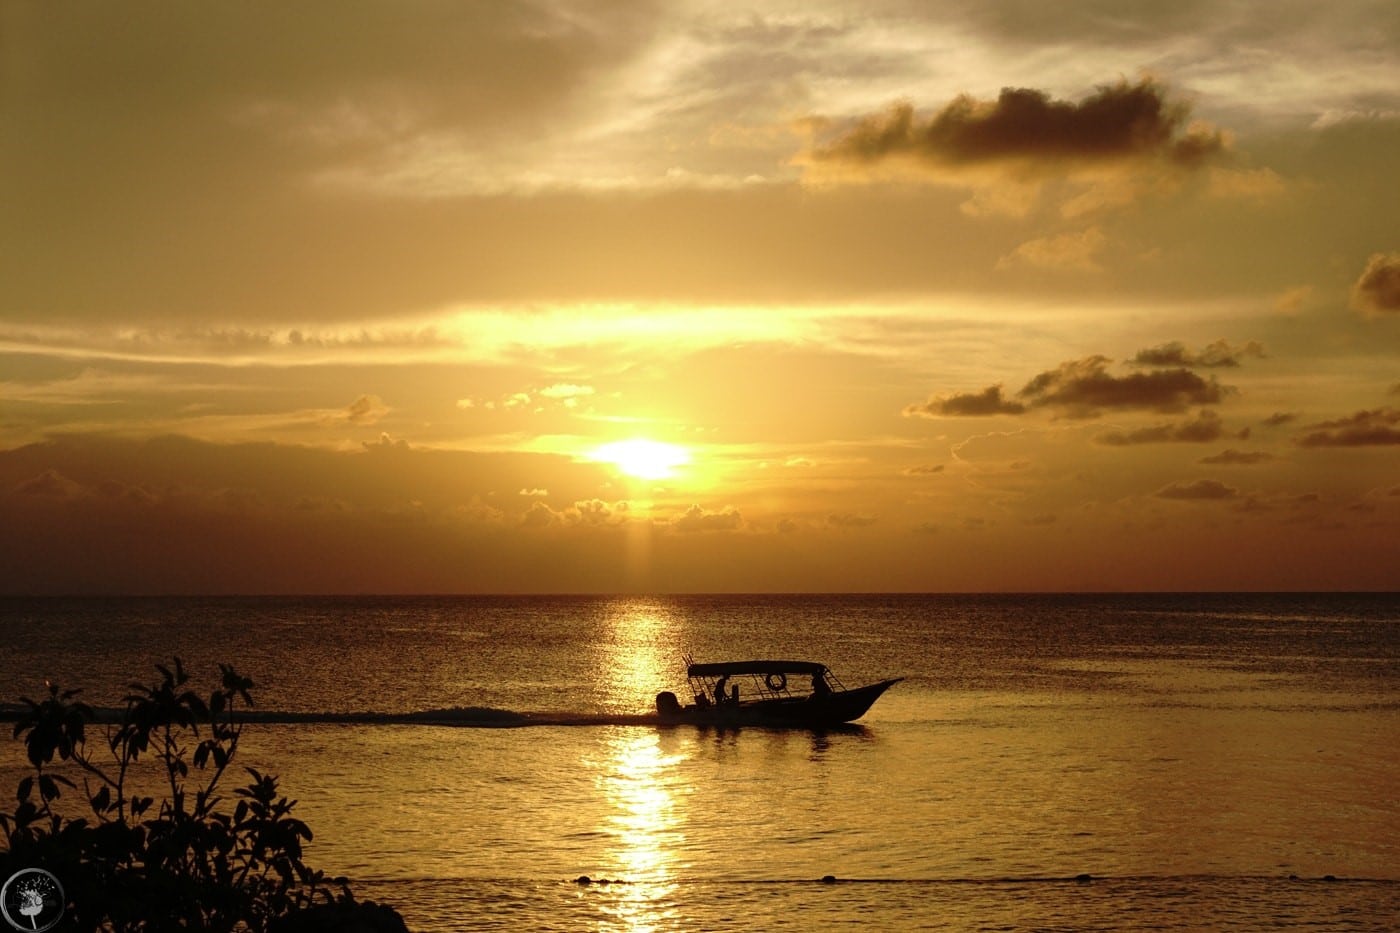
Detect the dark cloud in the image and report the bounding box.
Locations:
[1155,479,1240,500]
[1130,339,1266,368]
[1295,408,1400,447]
[1351,252,1400,315]
[1017,356,1228,417]
[903,385,1026,418]
[805,78,1227,177]
[910,356,1231,420]
[1262,412,1299,428]
[827,512,878,528]
[1096,409,1230,445]
[1199,449,1276,465]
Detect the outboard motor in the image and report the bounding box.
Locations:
[655,691,681,717]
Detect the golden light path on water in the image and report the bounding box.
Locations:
[600,599,678,713]
[588,601,689,931]
[593,732,685,932]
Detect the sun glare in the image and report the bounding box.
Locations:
[592,439,691,481]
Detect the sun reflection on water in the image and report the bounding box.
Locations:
[589,729,687,932]
[575,600,692,930]
[598,599,682,714]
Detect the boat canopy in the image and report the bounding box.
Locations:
[687,660,827,678]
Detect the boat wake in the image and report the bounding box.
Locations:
[0,703,660,729]
[245,707,665,728]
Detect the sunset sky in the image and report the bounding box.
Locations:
[3,1,1397,593]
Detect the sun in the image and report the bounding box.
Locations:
[592,439,691,481]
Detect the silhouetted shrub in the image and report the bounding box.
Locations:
[1,658,397,932]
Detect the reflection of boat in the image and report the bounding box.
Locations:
[655,658,901,728]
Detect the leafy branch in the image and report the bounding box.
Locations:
[1,659,366,932]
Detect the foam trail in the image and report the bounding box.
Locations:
[245,708,663,728]
[0,703,660,729]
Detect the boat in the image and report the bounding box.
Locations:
[654,658,901,728]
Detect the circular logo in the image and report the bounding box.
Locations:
[0,868,65,932]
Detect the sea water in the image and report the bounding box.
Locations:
[1,594,1396,930]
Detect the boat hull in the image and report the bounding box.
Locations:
[657,678,902,728]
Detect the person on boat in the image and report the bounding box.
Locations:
[811,672,832,697]
[714,675,729,706]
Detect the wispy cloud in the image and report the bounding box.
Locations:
[1154,478,1240,501]
[998,226,1107,272]
[1096,409,1234,445]
[1199,448,1275,465]
[1129,339,1266,368]
[905,385,1026,418]
[1296,408,1400,447]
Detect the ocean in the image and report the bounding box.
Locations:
[1,593,1396,930]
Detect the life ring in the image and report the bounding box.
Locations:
[765,672,787,692]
